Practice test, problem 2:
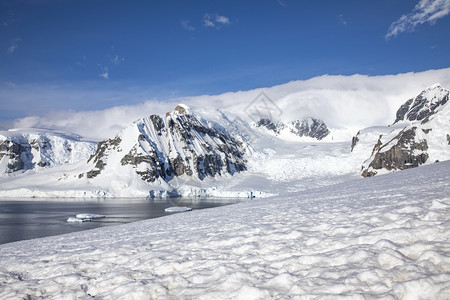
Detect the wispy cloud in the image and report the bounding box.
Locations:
[276,0,286,7]
[99,66,109,79]
[7,37,21,54]
[338,14,347,25]
[76,55,87,67]
[386,0,450,40]
[181,20,195,31]
[111,54,125,65]
[203,13,231,29]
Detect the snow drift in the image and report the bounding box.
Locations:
[0,160,449,299]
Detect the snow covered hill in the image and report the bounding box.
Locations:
[1,160,449,299]
[356,84,450,177]
[0,129,96,176]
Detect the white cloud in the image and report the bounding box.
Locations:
[99,66,109,79]
[215,15,230,25]
[339,14,347,25]
[386,0,450,40]
[4,68,450,141]
[203,14,231,29]
[7,37,21,54]
[181,20,195,31]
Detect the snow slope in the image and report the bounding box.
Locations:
[1,160,449,299]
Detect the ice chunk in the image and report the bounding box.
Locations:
[75,213,105,219]
[66,217,88,223]
[165,206,192,213]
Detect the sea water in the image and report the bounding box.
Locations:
[0,197,242,244]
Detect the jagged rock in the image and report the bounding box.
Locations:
[82,105,247,183]
[0,141,27,172]
[291,118,330,140]
[256,117,330,140]
[360,84,450,177]
[394,83,449,124]
[350,131,360,152]
[0,130,95,175]
[257,119,284,134]
[361,127,429,177]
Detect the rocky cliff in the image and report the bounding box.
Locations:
[359,84,450,177]
[256,117,330,140]
[79,105,248,183]
[0,130,96,175]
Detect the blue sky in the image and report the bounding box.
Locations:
[1,0,450,124]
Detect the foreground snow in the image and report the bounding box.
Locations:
[0,161,449,299]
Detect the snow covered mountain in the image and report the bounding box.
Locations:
[355,84,450,177]
[1,84,449,197]
[78,104,248,185]
[0,129,96,176]
[255,117,330,140]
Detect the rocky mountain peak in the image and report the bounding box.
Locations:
[81,106,247,183]
[360,84,450,177]
[394,83,449,124]
[256,117,330,140]
[166,104,190,117]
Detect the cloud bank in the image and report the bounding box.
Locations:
[3,68,450,141]
[386,0,450,40]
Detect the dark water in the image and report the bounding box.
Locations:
[0,197,242,245]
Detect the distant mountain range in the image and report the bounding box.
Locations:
[0,84,449,197]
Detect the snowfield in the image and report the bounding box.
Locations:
[1,160,449,299]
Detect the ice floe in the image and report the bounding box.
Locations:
[164,207,193,213]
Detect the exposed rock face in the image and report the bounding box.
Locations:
[361,127,429,177]
[0,130,96,175]
[82,105,247,182]
[394,83,449,124]
[0,140,28,172]
[360,84,450,177]
[256,117,330,140]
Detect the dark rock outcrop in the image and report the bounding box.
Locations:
[256,117,330,140]
[0,132,95,175]
[82,105,247,182]
[0,140,28,172]
[360,84,449,177]
[394,84,449,124]
[361,127,429,177]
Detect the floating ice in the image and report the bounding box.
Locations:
[164,206,192,213]
[67,214,106,223]
[66,217,88,223]
[75,214,105,219]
